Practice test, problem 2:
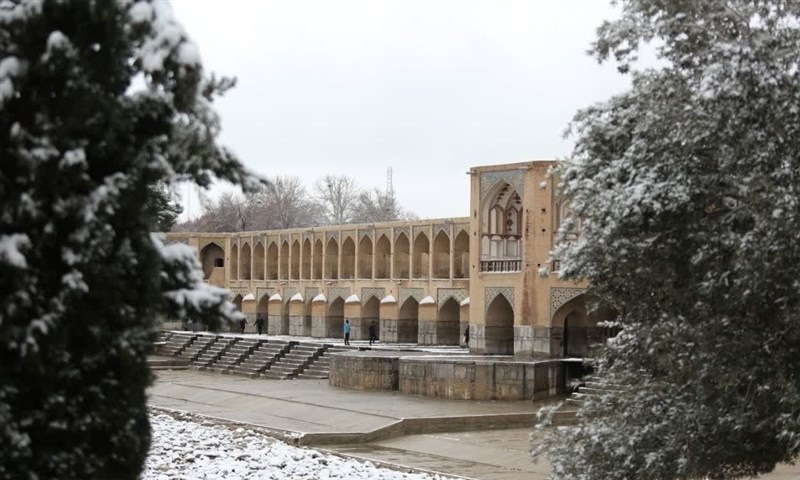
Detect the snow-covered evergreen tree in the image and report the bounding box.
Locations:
[540,1,800,479]
[0,1,260,478]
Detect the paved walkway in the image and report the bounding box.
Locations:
[148,369,800,480]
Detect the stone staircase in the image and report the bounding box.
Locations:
[554,376,626,426]
[296,344,350,379]
[210,337,265,373]
[229,339,293,378]
[180,334,218,362]
[262,342,322,379]
[194,337,238,369]
[158,332,198,357]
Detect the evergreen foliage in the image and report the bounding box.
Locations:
[0,1,258,478]
[540,1,800,479]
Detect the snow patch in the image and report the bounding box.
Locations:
[290,293,304,302]
[345,294,360,304]
[380,295,396,304]
[242,293,255,301]
[269,293,282,302]
[419,295,435,305]
[0,233,30,268]
[312,293,327,303]
[459,297,470,307]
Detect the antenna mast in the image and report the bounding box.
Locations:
[386,166,394,197]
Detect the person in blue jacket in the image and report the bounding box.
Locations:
[343,319,351,345]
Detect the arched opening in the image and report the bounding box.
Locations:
[302,239,311,279]
[257,295,269,332]
[280,241,289,280]
[437,298,460,345]
[358,236,373,279]
[453,230,469,279]
[398,297,419,343]
[394,233,410,279]
[363,296,380,342]
[230,244,239,280]
[304,298,313,334]
[232,294,244,333]
[341,237,355,279]
[375,235,390,279]
[240,242,252,280]
[281,300,290,335]
[253,242,265,280]
[480,181,523,272]
[328,297,344,338]
[551,295,615,358]
[432,231,450,279]
[199,243,224,280]
[291,239,300,280]
[413,232,430,278]
[267,242,279,280]
[485,295,514,355]
[326,238,339,279]
[313,239,323,279]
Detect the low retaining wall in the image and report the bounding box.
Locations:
[329,352,569,401]
[329,352,400,391]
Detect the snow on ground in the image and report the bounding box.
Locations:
[142,411,452,480]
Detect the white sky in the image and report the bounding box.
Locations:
[169,0,629,221]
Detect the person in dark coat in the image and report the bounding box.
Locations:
[255,316,264,335]
[369,321,378,345]
[464,325,470,346]
[239,318,246,334]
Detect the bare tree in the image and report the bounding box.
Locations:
[262,175,322,229]
[352,187,416,223]
[314,175,359,225]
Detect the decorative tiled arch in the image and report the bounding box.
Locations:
[413,227,429,241]
[394,226,410,240]
[480,170,524,203]
[328,287,351,302]
[256,287,275,303]
[433,223,449,238]
[437,288,468,308]
[399,288,425,306]
[485,287,515,313]
[550,287,587,316]
[358,229,372,240]
[282,287,298,304]
[342,232,356,244]
[304,287,319,304]
[326,231,340,242]
[361,287,385,305]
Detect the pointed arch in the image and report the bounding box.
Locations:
[253,242,265,280]
[485,295,514,355]
[438,297,460,345]
[266,242,279,280]
[480,180,523,272]
[326,237,339,279]
[230,243,239,280]
[257,294,269,332]
[328,297,345,338]
[453,230,470,279]
[413,232,430,278]
[393,232,409,279]
[398,297,419,343]
[199,242,224,280]
[375,234,391,279]
[291,239,300,280]
[432,231,450,279]
[240,242,252,280]
[341,236,355,279]
[358,235,373,279]
[302,239,311,279]
[280,240,289,280]
[313,239,323,280]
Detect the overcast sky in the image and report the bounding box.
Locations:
[169,0,630,221]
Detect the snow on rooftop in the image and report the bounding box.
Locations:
[242,293,255,301]
[290,293,303,302]
[312,293,326,303]
[419,295,435,305]
[269,293,282,302]
[460,297,470,306]
[381,295,396,304]
[345,294,360,304]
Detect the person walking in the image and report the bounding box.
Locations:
[343,319,351,345]
[369,321,378,345]
[255,316,264,336]
[464,325,470,346]
[239,317,246,334]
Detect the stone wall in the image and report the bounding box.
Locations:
[328,353,399,391]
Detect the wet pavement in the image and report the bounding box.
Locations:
[148,369,800,480]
